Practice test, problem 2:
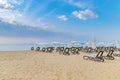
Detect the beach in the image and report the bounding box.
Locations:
[0,51,120,80]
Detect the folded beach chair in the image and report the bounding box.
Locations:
[78,47,83,51]
[46,47,53,53]
[31,47,34,51]
[70,47,75,54]
[113,51,120,57]
[56,47,60,52]
[117,48,120,51]
[83,51,104,62]
[104,47,109,52]
[63,47,70,55]
[75,48,80,54]
[87,48,92,53]
[59,47,64,54]
[94,47,98,52]
[42,47,46,52]
[36,47,40,51]
[83,47,88,53]
[103,50,115,60]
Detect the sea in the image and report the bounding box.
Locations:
[0,43,86,51]
[0,43,40,51]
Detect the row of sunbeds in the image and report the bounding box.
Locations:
[31,47,82,55]
[31,46,120,62]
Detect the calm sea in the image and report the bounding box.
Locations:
[0,43,86,51]
[0,44,40,51]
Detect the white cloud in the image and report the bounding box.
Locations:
[0,9,23,24]
[58,15,68,21]
[9,0,24,5]
[0,0,24,24]
[0,0,55,31]
[65,0,84,8]
[72,9,98,20]
[0,0,14,10]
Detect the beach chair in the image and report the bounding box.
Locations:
[42,47,46,52]
[31,47,34,51]
[59,47,64,54]
[75,48,80,54]
[63,48,70,55]
[56,47,60,52]
[52,47,55,52]
[87,48,93,53]
[70,47,75,54]
[117,48,120,51]
[103,50,115,60]
[36,47,40,51]
[46,47,55,53]
[84,47,93,53]
[83,51,104,62]
[113,51,120,57]
[46,47,52,53]
[94,47,98,52]
[104,47,109,52]
[82,47,87,52]
[78,47,83,51]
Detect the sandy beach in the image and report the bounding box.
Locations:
[0,51,120,80]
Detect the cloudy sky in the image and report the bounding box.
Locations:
[0,0,120,43]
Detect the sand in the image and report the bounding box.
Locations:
[0,51,120,80]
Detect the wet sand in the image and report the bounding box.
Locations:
[0,51,120,80]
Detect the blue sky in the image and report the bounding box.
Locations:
[0,0,120,43]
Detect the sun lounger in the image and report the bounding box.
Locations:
[31,47,34,50]
[113,51,120,57]
[36,47,40,51]
[103,50,115,60]
[41,47,46,52]
[83,51,104,62]
[63,47,70,55]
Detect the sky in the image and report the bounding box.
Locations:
[0,0,120,44]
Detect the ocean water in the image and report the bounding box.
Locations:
[0,44,40,51]
[0,43,86,51]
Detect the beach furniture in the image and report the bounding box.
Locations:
[36,47,40,51]
[75,47,80,54]
[78,47,83,51]
[82,47,88,53]
[46,47,52,53]
[87,48,92,53]
[31,47,34,50]
[113,51,120,57]
[117,48,120,51]
[83,47,94,53]
[56,47,60,52]
[41,47,46,52]
[70,47,75,54]
[46,47,54,53]
[63,47,70,55]
[83,51,104,62]
[94,47,98,52]
[104,47,109,52]
[69,47,80,54]
[103,50,115,60]
[59,47,64,54]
